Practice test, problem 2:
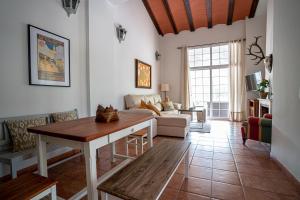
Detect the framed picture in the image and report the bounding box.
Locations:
[28,25,70,87]
[135,59,151,89]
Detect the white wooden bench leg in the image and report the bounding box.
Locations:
[51,185,57,200]
[84,143,98,200]
[184,149,189,178]
[139,137,144,155]
[10,160,17,179]
[36,135,48,177]
[111,142,116,162]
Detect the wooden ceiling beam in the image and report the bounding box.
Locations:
[249,0,259,18]
[183,0,195,32]
[142,0,163,35]
[227,0,235,25]
[162,0,178,34]
[205,0,212,28]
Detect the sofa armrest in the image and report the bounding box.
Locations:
[248,117,260,126]
[260,118,272,127]
[173,102,182,110]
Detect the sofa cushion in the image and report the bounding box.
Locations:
[157,126,189,138]
[124,94,162,109]
[157,114,191,127]
[5,117,47,152]
[161,110,179,115]
[162,101,175,111]
[51,110,78,123]
[154,103,163,111]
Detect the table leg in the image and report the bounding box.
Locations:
[51,185,57,200]
[84,143,98,200]
[111,142,116,162]
[147,119,153,149]
[36,134,48,177]
[184,149,189,178]
[101,192,108,200]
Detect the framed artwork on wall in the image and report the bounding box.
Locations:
[135,59,151,89]
[28,25,70,87]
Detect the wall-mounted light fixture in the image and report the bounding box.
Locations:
[155,51,161,61]
[116,25,127,43]
[62,0,80,17]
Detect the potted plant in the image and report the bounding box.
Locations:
[257,79,270,99]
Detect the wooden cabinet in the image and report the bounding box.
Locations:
[248,99,259,117]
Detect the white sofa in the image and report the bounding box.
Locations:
[124,94,191,138]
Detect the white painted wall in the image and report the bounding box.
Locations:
[265,0,274,81]
[271,0,300,181]
[88,0,160,113]
[159,21,246,103]
[0,0,88,118]
[245,15,267,101]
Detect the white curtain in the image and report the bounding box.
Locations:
[180,47,190,109]
[229,40,246,122]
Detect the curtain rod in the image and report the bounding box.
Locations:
[177,38,246,49]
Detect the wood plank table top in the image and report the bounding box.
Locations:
[0,174,57,200]
[28,112,153,142]
[98,140,191,200]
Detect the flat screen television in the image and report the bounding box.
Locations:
[245,71,262,91]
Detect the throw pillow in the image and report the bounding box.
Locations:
[146,101,161,116]
[162,101,175,111]
[5,117,47,152]
[51,110,78,122]
[154,102,163,111]
[139,100,161,116]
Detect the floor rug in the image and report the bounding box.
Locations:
[190,122,211,133]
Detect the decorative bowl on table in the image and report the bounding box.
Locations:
[95,105,119,123]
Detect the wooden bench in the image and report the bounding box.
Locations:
[0,110,77,179]
[0,173,57,200]
[98,140,191,200]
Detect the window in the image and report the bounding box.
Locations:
[189,44,229,118]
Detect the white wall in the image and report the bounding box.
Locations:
[159,21,246,103]
[265,0,274,81]
[271,0,300,181]
[0,0,88,118]
[88,0,160,113]
[245,15,267,100]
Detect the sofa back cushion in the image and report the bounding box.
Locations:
[124,94,162,109]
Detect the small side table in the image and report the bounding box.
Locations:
[179,107,206,128]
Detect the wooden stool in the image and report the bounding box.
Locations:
[125,128,148,156]
[0,173,57,200]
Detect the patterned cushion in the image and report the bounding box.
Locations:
[5,118,47,152]
[51,110,78,122]
[162,101,175,111]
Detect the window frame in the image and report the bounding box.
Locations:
[188,43,230,119]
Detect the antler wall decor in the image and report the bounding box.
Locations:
[246,36,265,65]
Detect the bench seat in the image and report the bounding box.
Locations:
[98,140,191,200]
[0,173,57,200]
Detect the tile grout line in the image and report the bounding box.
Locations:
[229,125,247,200]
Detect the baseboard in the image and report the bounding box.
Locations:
[271,155,300,189]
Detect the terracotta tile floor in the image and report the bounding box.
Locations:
[32,120,300,199]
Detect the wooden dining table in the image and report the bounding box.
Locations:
[28,112,154,200]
